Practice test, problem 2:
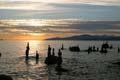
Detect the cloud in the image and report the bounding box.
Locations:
[0,1,55,10]
[0,0,120,11]
[0,0,120,6]
[0,20,120,37]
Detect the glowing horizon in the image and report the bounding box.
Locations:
[0,19,120,40]
[0,19,78,40]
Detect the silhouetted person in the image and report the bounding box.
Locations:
[93,46,96,51]
[48,45,51,57]
[57,49,62,67]
[109,45,113,49]
[61,44,64,50]
[0,53,1,57]
[118,47,120,53]
[25,42,30,59]
[88,46,92,54]
[55,49,68,72]
[36,50,39,60]
[35,50,39,64]
[97,47,99,51]
[45,46,59,64]
[52,48,55,56]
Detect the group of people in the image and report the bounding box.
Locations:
[45,45,63,67]
[88,46,99,53]
[25,42,63,67]
[118,47,120,53]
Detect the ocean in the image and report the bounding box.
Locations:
[0,40,120,80]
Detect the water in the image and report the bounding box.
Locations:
[0,40,120,80]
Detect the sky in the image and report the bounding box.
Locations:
[0,0,120,20]
[0,0,120,40]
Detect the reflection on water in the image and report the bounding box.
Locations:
[0,40,120,80]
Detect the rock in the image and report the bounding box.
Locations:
[113,62,120,65]
[0,74,13,80]
[45,56,58,65]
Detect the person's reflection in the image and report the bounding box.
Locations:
[25,58,30,80]
[25,58,30,65]
[57,71,62,80]
[36,59,39,64]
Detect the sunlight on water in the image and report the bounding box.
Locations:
[25,40,46,55]
[25,40,48,57]
[28,40,40,51]
[0,19,83,40]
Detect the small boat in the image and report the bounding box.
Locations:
[69,46,80,52]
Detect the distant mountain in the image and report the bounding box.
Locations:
[46,35,120,40]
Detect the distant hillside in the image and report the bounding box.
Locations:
[46,35,120,41]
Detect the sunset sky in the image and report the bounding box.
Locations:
[0,0,120,40]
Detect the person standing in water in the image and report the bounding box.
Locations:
[36,50,39,60]
[0,52,1,57]
[61,44,64,50]
[57,49,63,67]
[25,42,30,59]
[48,45,51,57]
[118,47,120,53]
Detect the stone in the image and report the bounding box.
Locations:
[0,74,13,80]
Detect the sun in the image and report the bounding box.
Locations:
[29,33,45,36]
[29,21,41,26]
[27,20,46,26]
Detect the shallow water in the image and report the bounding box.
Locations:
[0,40,120,80]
